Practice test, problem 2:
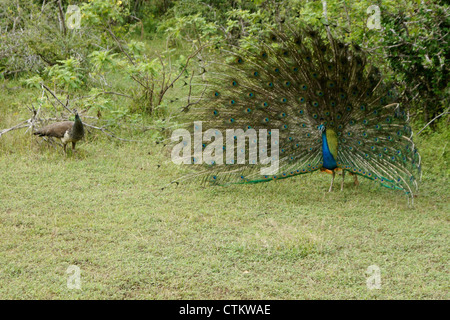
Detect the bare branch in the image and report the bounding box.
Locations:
[417,109,450,135]
[107,23,135,66]
[57,0,67,36]
[157,45,207,106]
[83,123,142,142]
[41,83,74,114]
[0,121,29,137]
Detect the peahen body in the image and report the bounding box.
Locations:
[34,111,85,154]
[173,26,421,198]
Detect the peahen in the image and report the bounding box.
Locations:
[171,26,421,198]
[34,110,85,154]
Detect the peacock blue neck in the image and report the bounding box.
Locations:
[321,130,337,170]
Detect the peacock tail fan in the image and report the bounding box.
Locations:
[168,25,421,198]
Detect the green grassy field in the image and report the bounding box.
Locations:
[0,83,449,300]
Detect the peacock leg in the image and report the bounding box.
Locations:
[72,142,76,152]
[353,173,359,187]
[329,171,335,192]
[341,170,345,191]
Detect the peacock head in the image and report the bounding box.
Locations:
[318,124,326,133]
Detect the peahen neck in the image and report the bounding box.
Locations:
[71,114,84,139]
[321,128,338,170]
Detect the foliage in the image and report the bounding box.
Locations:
[80,0,130,35]
[158,0,259,45]
[0,0,100,77]
[382,2,449,123]
[117,43,193,114]
[158,0,448,126]
[0,0,49,76]
[45,58,84,90]
[1,0,448,129]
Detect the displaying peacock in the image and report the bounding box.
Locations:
[170,26,421,199]
[34,110,85,155]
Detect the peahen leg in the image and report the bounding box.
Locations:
[72,142,76,152]
[63,143,67,156]
[341,170,345,191]
[329,171,335,192]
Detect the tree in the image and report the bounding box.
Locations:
[382,1,449,123]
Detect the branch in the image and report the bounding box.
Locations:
[106,23,135,66]
[181,69,207,112]
[417,109,450,135]
[73,90,134,101]
[83,123,142,142]
[0,121,29,137]
[41,83,74,113]
[57,0,67,36]
[157,45,207,106]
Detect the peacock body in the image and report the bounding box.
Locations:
[173,26,421,198]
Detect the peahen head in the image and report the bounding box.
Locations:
[73,109,81,121]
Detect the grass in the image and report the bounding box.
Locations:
[0,76,448,299]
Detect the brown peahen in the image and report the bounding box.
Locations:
[34,111,85,154]
[171,26,421,199]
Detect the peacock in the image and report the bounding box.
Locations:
[34,110,85,154]
[170,26,421,199]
